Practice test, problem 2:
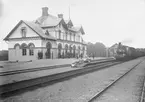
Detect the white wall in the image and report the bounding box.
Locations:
[8,39,42,48]
[8,39,42,61]
[9,22,39,38]
[8,48,42,61]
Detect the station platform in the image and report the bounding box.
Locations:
[0,57,107,73]
[0,57,109,86]
[0,66,75,86]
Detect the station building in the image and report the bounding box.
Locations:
[4,7,87,61]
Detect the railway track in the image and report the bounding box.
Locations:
[0,60,121,95]
[88,59,143,102]
[0,58,115,76]
[140,75,145,102]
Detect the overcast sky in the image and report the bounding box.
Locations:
[1,0,145,50]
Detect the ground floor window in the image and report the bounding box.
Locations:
[28,43,35,56]
[29,49,34,56]
[22,49,27,56]
[21,43,27,56]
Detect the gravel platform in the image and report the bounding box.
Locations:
[92,59,145,102]
[0,58,143,102]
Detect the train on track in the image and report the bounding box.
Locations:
[109,42,145,61]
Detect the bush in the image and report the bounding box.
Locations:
[45,51,50,59]
[58,52,61,58]
[62,52,64,58]
[38,51,43,59]
[0,50,8,61]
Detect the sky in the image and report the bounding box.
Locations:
[1,0,145,50]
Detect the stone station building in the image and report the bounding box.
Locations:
[4,7,87,61]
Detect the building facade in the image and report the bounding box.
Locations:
[4,7,87,61]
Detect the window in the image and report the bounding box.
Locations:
[22,49,27,56]
[45,30,49,35]
[29,43,35,56]
[14,43,20,49]
[21,27,27,37]
[29,49,34,56]
[59,30,61,39]
[78,35,80,42]
[66,33,67,40]
[21,43,27,56]
[74,34,75,41]
[70,33,72,41]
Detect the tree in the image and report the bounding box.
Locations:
[0,50,8,61]
[87,42,106,57]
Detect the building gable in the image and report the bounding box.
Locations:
[4,20,39,40]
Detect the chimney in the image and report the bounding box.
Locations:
[42,7,48,16]
[58,14,63,18]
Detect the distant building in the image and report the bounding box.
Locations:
[107,43,118,57]
[4,7,87,61]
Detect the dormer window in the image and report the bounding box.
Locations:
[21,27,26,37]
[45,30,49,35]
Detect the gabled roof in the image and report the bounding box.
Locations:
[36,14,68,30]
[109,43,118,49]
[65,19,73,26]
[24,21,56,40]
[69,26,85,35]
[36,14,61,27]
[4,20,56,41]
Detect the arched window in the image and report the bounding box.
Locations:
[58,43,62,49]
[21,43,27,56]
[14,43,20,49]
[21,27,27,37]
[28,43,35,56]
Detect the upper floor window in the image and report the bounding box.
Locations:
[70,33,72,41]
[66,32,68,40]
[74,34,75,41]
[45,30,49,35]
[21,27,27,37]
[78,35,80,42]
[59,30,61,39]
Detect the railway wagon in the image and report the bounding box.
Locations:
[114,43,145,61]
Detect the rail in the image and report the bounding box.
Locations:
[88,60,143,102]
[0,58,115,76]
[0,60,120,95]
